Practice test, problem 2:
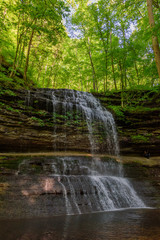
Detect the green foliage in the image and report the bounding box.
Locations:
[1,89,17,96]
[0,0,160,92]
[107,106,125,119]
[6,106,19,112]
[37,110,48,116]
[125,106,160,113]
[131,135,149,143]
[30,116,45,127]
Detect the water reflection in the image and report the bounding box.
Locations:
[0,209,160,240]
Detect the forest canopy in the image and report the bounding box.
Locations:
[0,0,160,93]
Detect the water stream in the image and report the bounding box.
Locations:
[51,89,119,155]
[23,89,146,215]
[1,89,160,239]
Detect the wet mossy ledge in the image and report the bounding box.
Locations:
[93,89,160,156]
[0,87,160,156]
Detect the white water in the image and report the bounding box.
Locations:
[51,89,119,156]
[49,156,145,215]
[49,90,145,214]
[25,89,146,215]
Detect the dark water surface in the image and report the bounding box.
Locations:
[0,209,160,240]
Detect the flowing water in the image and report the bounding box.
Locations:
[52,90,119,155]
[1,89,160,239]
[50,90,145,213]
[26,89,119,155]
[23,89,146,215]
[48,156,145,214]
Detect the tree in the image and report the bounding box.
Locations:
[5,0,69,82]
[147,0,160,79]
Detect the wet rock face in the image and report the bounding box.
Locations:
[0,89,118,154]
[0,88,159,155]
[0,89,91,152]
[94,91,160,156]
[0,155,160,219]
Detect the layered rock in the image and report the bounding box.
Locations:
[0,88,159,155]
[0,89,116,154]
[94,90,160,156]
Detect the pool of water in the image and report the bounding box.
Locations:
[0,208,160,240]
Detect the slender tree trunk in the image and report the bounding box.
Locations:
[134,61,140,85]
[124,65,127,89]
[42,63,48,87]
[46,69,53,88]
[19,39,26,68]
[10,36,23,77]
[53,73,57,88]
[110,32,117,90]
[147,0,160,79]
[16,39,23,67]
[10,16,22,78]
[94,14,109,92]
[119,61,124,107]
[86,37,98,91]
[36,63,44,84]
[10,15,30,77]
[23,29,35,82]
[122,26,127,89]
[75,48,83,91]
[82,24,98,91]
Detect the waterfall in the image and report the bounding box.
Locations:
[48,156,145,214]
[51,89,119,156]
[24,89,146,215]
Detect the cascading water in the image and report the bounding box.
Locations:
[50,156,145,214]
[51,89,119,156]
[24,89,146,215]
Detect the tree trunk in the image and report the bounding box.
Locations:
[36,63,44,84]
[19,39,26,68]
[135,61,140,85]
[110,32,117,90]
[119,61,124,107]
[75,48,83,91]
[86,37,98,91]
[147,0,160,79]
[122,25,127,89]
[10,16,22,78]
[23,29,35,82]
[94,13,109,92]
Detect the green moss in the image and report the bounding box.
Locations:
[0,157,23,170]
[6,105,21,113]
[37,110,48,116]
[30,116,45,127]
[107,105,125,120]
[131,134,149,143]
[124,106,158,113]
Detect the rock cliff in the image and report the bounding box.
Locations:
[0,88,160,156]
